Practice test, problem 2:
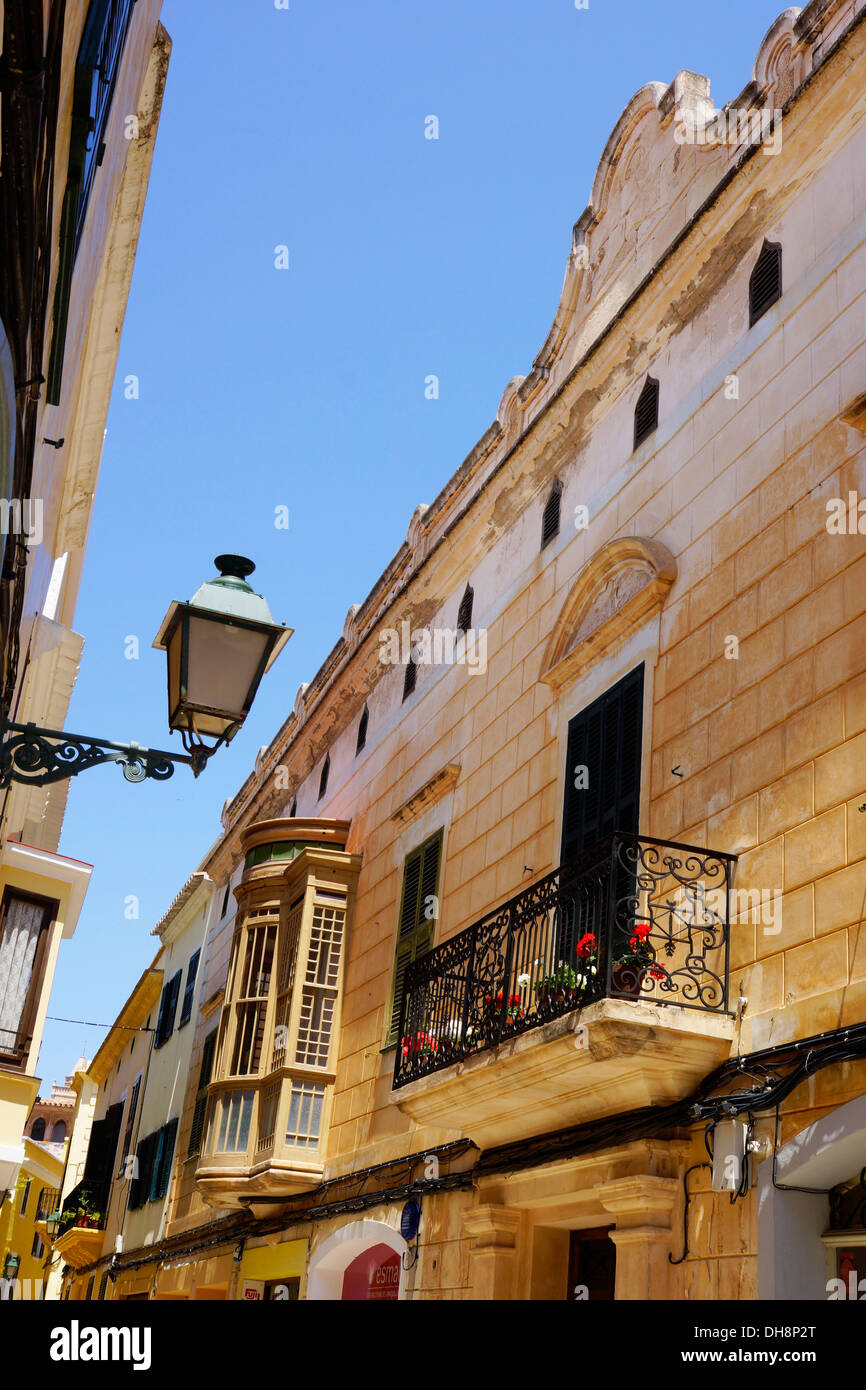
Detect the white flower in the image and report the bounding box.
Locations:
[517,972,530,988]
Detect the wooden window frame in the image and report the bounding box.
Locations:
[0,889,58,1071]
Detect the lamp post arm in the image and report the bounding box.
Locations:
[0,720,214,788]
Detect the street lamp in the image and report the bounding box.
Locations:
[0,555,291,787]
[45,1210,62,1242]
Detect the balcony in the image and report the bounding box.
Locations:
[391,834,737,1146]
[52,1181,107,1270]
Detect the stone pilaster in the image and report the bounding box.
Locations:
[597,1174,680,1300]
[461,1204,522,1301]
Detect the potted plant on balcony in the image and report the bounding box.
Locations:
[534,956,585,1009]
[481,988,525,1031]
[71,1198,94,1229]
[400,1030,439,1061]
[612,921,665,998]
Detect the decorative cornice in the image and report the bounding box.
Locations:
[540,537,677,691]
[391,763,461,825]
[152,869,213,942]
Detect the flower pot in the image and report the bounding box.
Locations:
[611,962,645,999]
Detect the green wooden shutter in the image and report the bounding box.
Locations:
[179,950,200,1027]
[155,971,182,1048]
[187,1032,217,1158]
[387,832,442,1044]
[153,1119,178,1200]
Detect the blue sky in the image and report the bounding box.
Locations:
[40,0,786,1089]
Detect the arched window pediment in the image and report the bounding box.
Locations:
[540,536,676,691]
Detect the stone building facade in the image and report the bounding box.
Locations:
[63,0,866,1301]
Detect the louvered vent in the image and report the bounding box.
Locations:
[317,752,330,800]
[541,484,562,550]
[749,241,782,326]
[402,652,418,701]
[456,585,474,634]
[633,378,659,449]
[356,704,369,754]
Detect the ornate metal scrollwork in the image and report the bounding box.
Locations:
[393,831,736,1090]
[0,720,211,788]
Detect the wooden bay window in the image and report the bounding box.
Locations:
[196,818,361,1205]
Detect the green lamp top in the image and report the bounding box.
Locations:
[189,555,278,626]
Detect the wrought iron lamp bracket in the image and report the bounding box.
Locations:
[0,719,229,788]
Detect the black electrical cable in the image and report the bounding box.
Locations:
[669,1163,710,1265]
[770,1102,833,1196]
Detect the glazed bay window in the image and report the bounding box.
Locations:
[196,818,360,1207]
[213,1090,255,1153]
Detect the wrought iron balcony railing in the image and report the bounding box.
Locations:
[393,833,736,1089]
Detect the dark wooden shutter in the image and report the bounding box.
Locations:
[456,585,474,634]
[179,950,200,1027]
[387,832,442,1043]
[152,1119,178,1200]
[634,378,659,449]
[83,1102,123,1187]
[188,1031,217,1157]
[155,971,181,1048]
[749,241,782,325]
[129,1129,157,1210]
[541,484,562,550]
[356,705,369,754]
[561,664,644,863]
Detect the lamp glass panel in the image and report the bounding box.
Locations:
[166,620,183,723]
[185,613,272,722]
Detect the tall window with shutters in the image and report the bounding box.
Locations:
[387,831,444,1046]
[187,1031,217,1158]
[560,665,644,957]
[178,949,200,1028]
[154,971,181,1049]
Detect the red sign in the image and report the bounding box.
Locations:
[341,1243,401,1301]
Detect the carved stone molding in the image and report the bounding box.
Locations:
[540,537,677,691]
[391,763,461,825]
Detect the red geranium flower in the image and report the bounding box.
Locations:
[575,933,597,958]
